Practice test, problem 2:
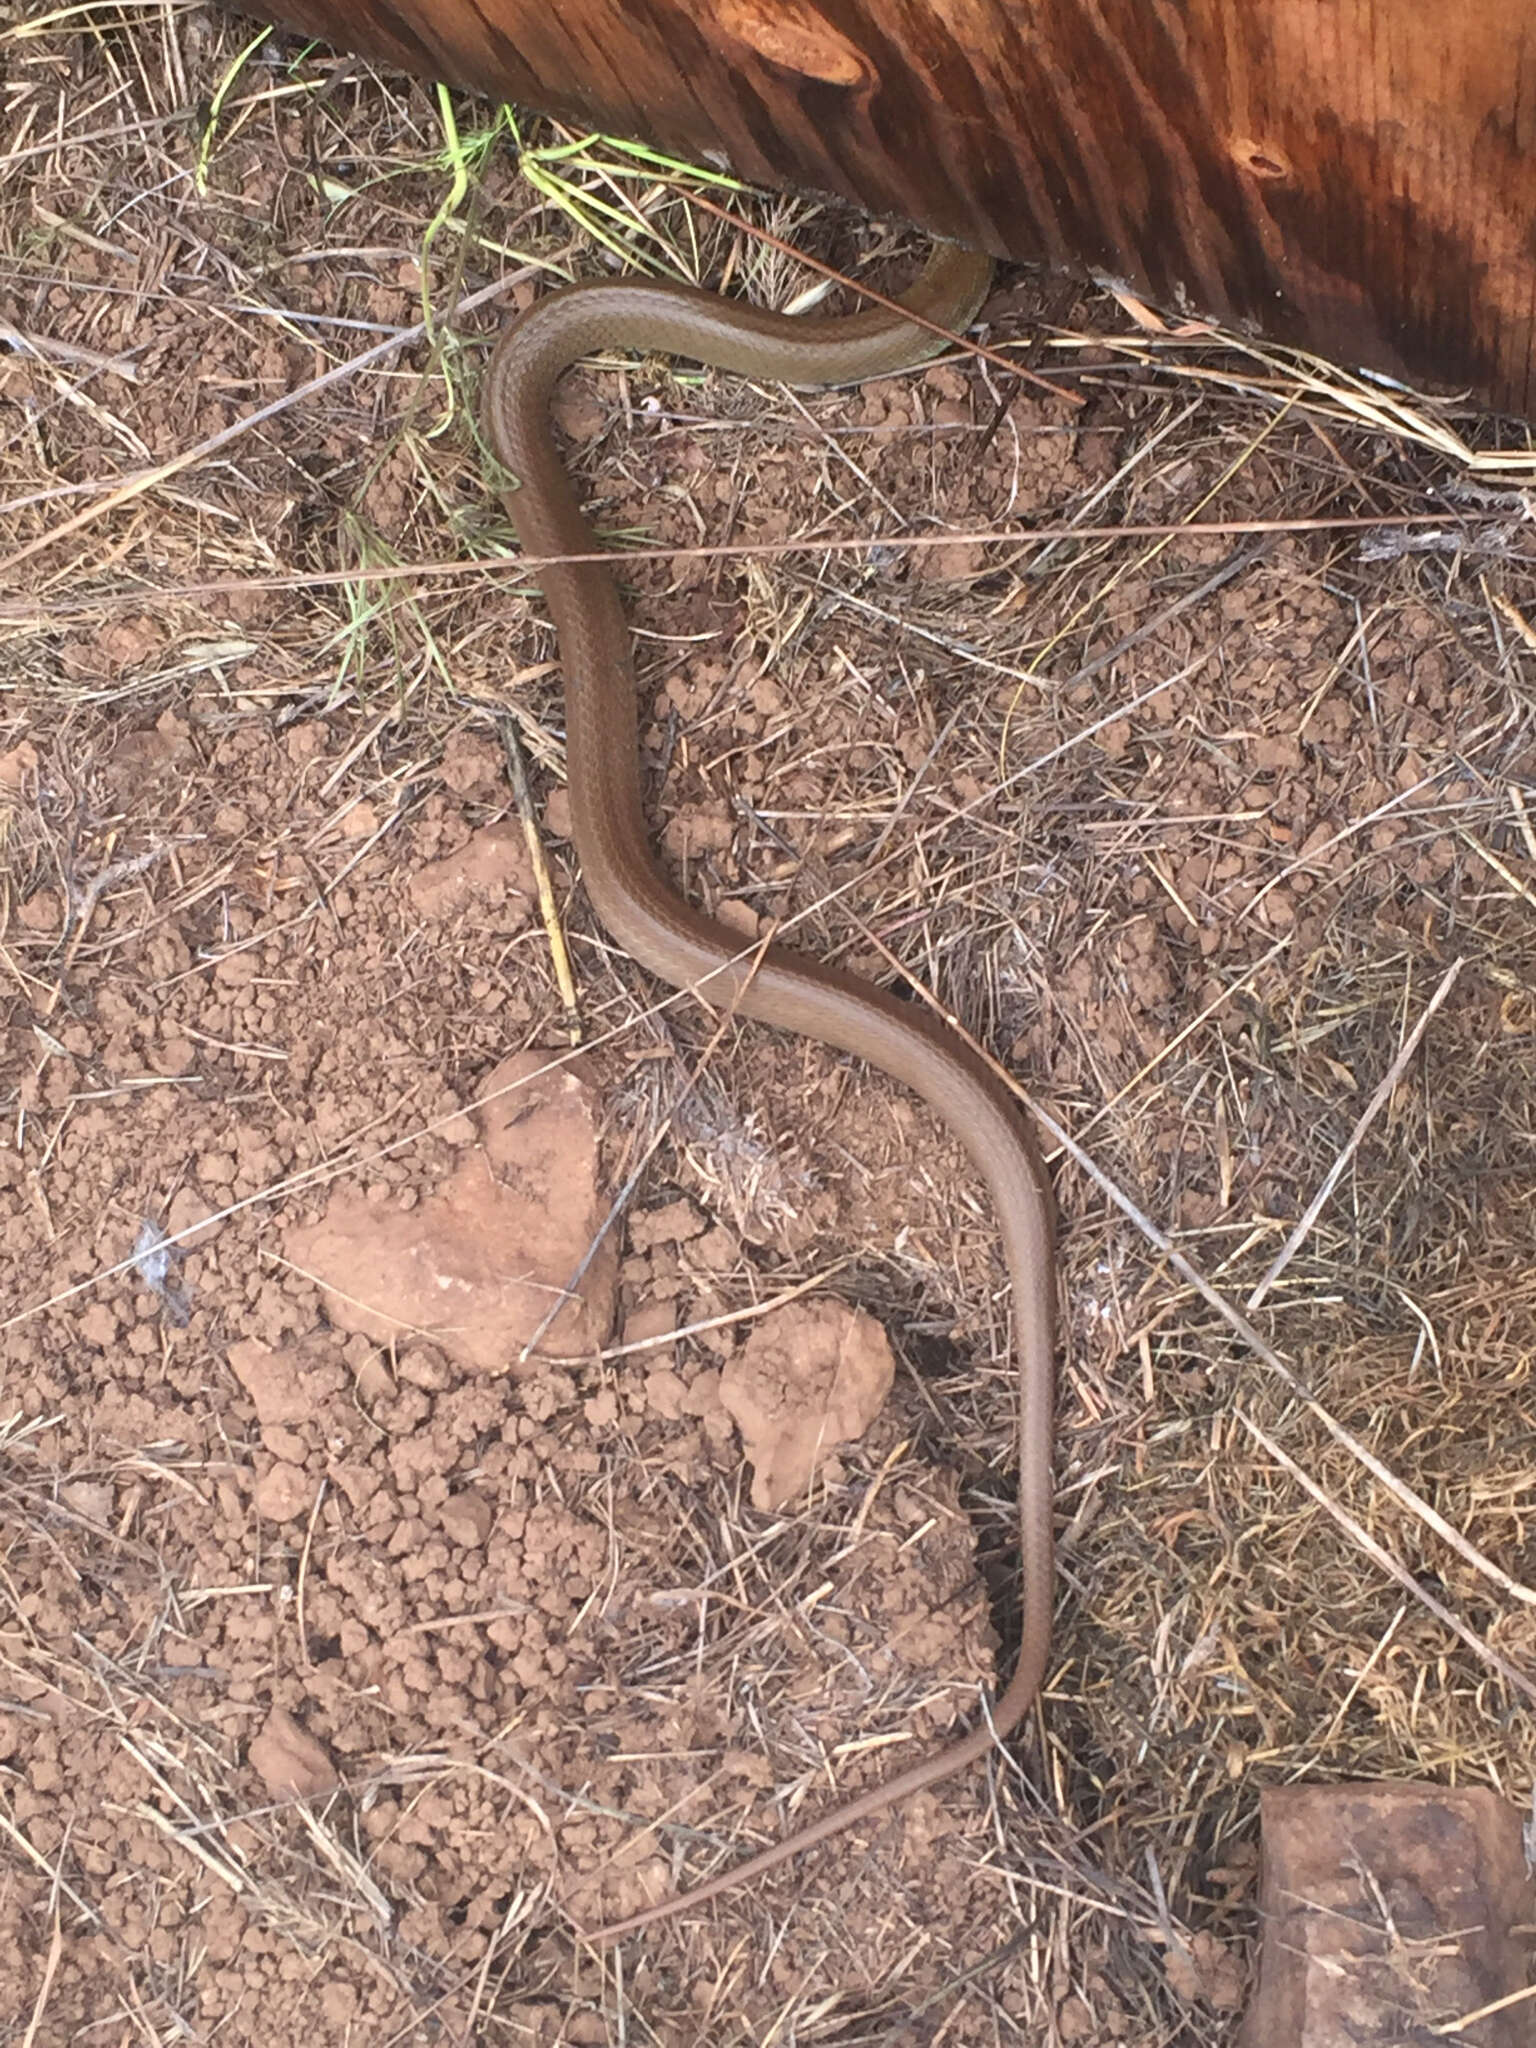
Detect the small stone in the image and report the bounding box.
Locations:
[439,1489,494,1547]
[167,1187,221,1249]
[691,1225,737,1270]
[61,1480,114,1524]
[644,1367,688,1420]
[78,1304,120,1348]
[714,898,759,940]
[0,740,39,791]
[354,1353,394,1405]
[623,1300,678,1351]
[318,1983,357,2027]
[284,721,327,762]
[227,1339,308,1425]
[629,1199,705,1251]
[154,1037,197,1078]
[248,1706,338,1799]
[337,799,379,839]
[253,1461,311,1522]
[439,733,504,799]
[552,377,607,442]
[283,1052,617,1371]
[18,890,61,933]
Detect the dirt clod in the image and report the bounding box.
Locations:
[720,1297,896,1508]
[284,1052,617,1368]
[249,1707,341,1800]
[253,1461,313,1523]
[407,820,535,921]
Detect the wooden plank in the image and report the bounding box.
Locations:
[247,0,1536,416]
[1245,1783,1536,2046]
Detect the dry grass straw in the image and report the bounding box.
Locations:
[4,5,1536,2042]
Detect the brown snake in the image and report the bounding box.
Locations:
[480,242,1055,1940]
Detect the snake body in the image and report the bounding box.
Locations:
[481,244,1055,1939]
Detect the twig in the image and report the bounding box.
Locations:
[873,949,1536,1615]
[596,1257,854,1358]
[683,189,1078,407]
[517,925,779,1360]
[0,271,537,582]
[1455,824,1536,912]
[19,1909,62,2048]
[0,1808,104,1931]
[295,1475,328,1671]
[1237,1412,1536,1708]
[1246,957,1464,1308]
[1429,1983,1536,2038]
[1,511,1508,625]
[498,715,582,1043]
[1050,537,1271,693]
[0,316,138,381]
[1039,1094,1536,1611]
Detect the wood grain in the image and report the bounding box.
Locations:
[1245,1784,1536,2047]
[244,0,1536,415]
